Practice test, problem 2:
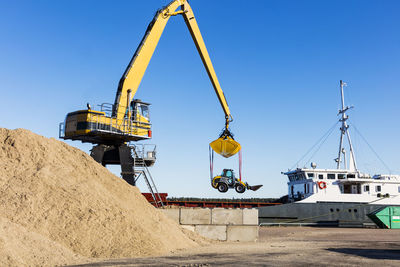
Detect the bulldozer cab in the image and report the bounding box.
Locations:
[221,169,236,186]
[221,169,234,178]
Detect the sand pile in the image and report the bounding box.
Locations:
[0,216,82,266]
[0,128,198,266]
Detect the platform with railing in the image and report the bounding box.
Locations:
[59,102,152,144]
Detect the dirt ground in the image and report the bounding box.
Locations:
[67,227,400,266]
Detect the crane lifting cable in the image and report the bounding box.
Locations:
[238,149,242,181]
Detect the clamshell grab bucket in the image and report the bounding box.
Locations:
[210,136,241,158]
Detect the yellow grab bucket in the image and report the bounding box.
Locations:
[210,136,241,158]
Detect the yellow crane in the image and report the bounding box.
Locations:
[60,0,240,186]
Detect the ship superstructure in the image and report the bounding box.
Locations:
[258,81,400,227]
[285,81,400,204]
[285,168,400,204]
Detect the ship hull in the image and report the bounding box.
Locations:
[258,202,400,227]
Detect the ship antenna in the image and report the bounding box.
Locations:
[336,80,358,172]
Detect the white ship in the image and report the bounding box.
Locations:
[259,81,400,227]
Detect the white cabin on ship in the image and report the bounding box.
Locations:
[285,167,400,204]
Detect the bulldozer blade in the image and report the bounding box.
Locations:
[247,184,263,191]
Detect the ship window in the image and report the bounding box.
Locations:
[328,174,335,179]
[338,174,345,179]
[318,174,324,180]
[343,184,352,193]
[347,174,355,178]
[364,185,370,192]
[307,173,314,179]
[376,185,381,192]
[398,186,400,193]
[295,174,298,180]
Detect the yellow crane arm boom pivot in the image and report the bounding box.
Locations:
[113,0,232,129]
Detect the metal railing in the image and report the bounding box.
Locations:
[129,144,162,207]
[130,144,156,159]
[98,103,114,117]
[86,111,151,138]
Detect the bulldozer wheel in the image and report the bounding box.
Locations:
[217,183,228,193]
[235,184,246,193]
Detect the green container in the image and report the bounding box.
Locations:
[368,206,400,229]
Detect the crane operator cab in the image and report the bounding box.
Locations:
[131,99,151,127]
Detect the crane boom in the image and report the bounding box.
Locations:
[61,0,240,158]
[113,0,232,127]
[60,0,241,191]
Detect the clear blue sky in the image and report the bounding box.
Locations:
[1,0,399,198]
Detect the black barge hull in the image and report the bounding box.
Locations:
[258,202,399,227]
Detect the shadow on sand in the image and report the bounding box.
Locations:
[327,248,400,260]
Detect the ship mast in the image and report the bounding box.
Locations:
[336,80,358,172]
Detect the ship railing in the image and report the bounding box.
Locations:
[260,222,326,227]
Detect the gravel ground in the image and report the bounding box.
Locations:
[68,227,400,266]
